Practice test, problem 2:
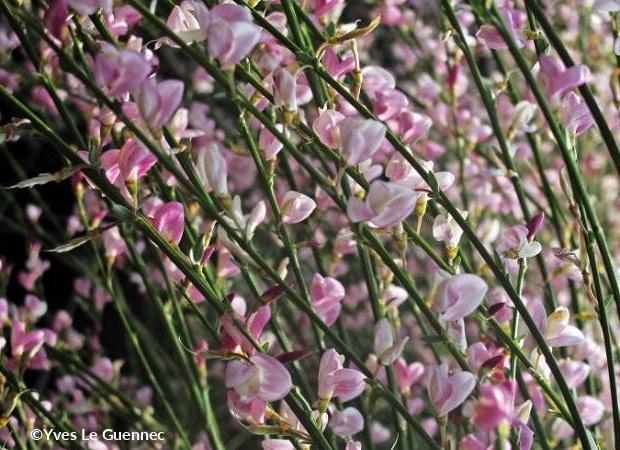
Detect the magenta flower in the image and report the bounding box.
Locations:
[427,365,476,417]
[221,305,271,355]
[347,181,419,228]
[433,274,488,322]
[150,201,184,245]
[339,116,386,166]
[225,353,292,403]
[135,78,184,131]
[537,55,590,102]
[93,43,151,98]
[280,191,316,224]
[310,273,345,326]
[318,349,366,407]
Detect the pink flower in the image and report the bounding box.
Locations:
[221,305,271,355]
[318,349,366,406]
[497,225,541,259]
[330,407,364,437]
[273,68,298,113]
[396,110,432,143]
[321,48,355,79]
[195,142,229,197]
[118,139,156,184]
[476,7,526,50]
[313,109,346,149]
[347,181,418,228]
[472,381,514,430]
[433,274,488,321]
[280,191,316,224]
[339,117,386,166]
[68,0,112,16]
[157,1,205,48]
[150,202,184,245]
[345,442,362,450]
[531,303,584,348]
[225,353,292,402]
[394,358,424,393]
[202,4,261,69]
[558,359,590,389]
[93,43,151,98]
[576,396,604,426]
[135,78,184,131]
[310,274,345,326]
[11,320,45,362]
[432,211,467,250]
[537,55,590,102]
[560,92,594,136]
[373,318,408,366]
[261,439,294,450]
[427,365,476,417]
[373,88,408,121]
[259,125,284,160]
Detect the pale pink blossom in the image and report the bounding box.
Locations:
[318,349,366,404]
[433,274,488,322]
[225,353,292,402]
[347,181,418,228]
[310,273,345,326]
[427,365,476,417]
[281,191,316,224]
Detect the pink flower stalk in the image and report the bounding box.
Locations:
[433,273,488,322]
[339,117,386,166]
[280,191,316,224]
[93,43,151,98]
[531,303,585,348]
[135,78,184,131]
[560,92,595,137]
[537,55,590,102]
[427,365,476,417]
[373,318,408,366]
[318,349,366,408]
[330,407,364,437]
[150,202,185,245]
[497,225,541,259]
[313,109,346,149]
[347,181,419,228]
[225,353,292,403]
[310,273,345,326]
